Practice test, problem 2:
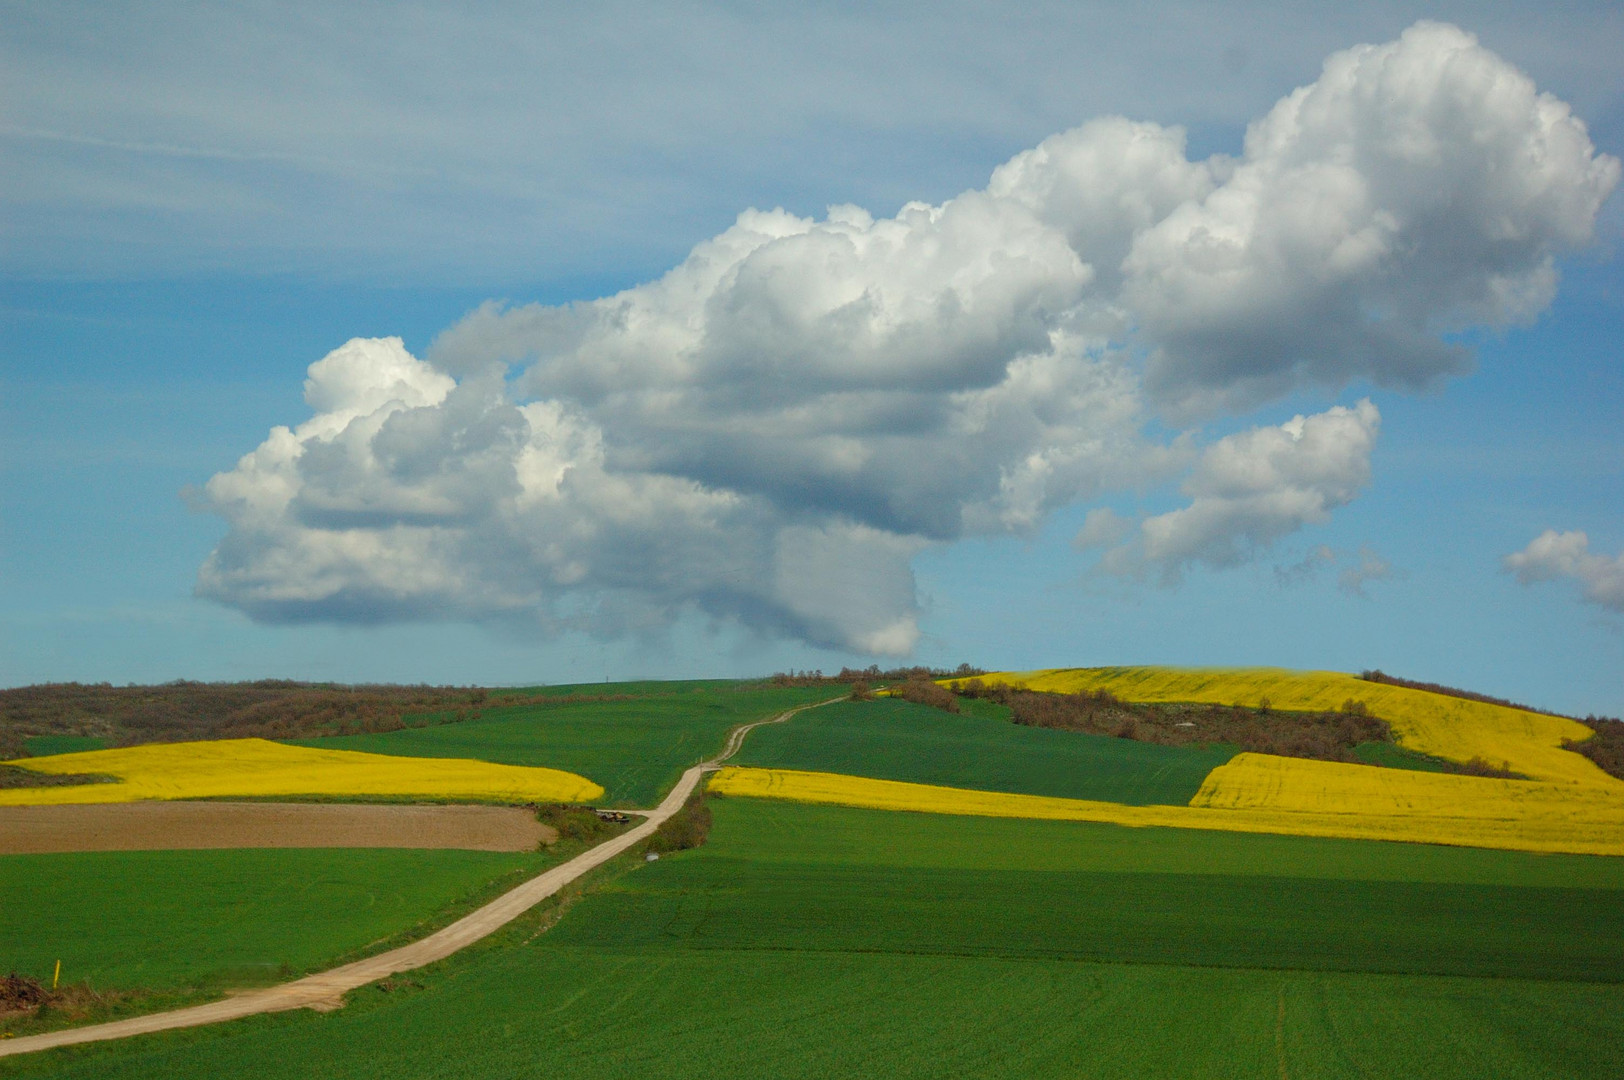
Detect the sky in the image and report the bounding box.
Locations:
[2,2,1621,715]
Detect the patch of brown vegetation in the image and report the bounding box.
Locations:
[0,802,555,855]
[0,764,114,789]
[534,804,627,846]
[0,977,150,1037]
[955,680,1389,763]
[646,791,711,855]
[768,663,984,688]
[1357,669,1573,718]
[889,679,960,713]
[0,974,48,1015]
[1567,716,1624,782]
[1451,757,1523,779]
[0,682,656,758]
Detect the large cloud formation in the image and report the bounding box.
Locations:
[197,23,1617,654]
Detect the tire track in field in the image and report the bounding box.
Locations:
[0,697,841,1060]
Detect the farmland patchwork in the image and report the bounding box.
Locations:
[717,668,1624,856]
[12,797,1621,1080]
[968,666,1611,785]
[708,765,1624,855]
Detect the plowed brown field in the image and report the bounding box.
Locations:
[0,801,555,854]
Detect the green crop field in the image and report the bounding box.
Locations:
[493,678,751,698]
[1350,740,1474,772]
[19,947,1621,1080]
[17,795,1624,1079]
[0,848,543,993]
[685,796,1624,886]
[563,799,1624,982]
[285,683,838,806]
[21,735,107,757]
[735,696,1239,804]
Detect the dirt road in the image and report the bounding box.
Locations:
[0,699,833,1059]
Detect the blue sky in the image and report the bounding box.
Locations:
[2,2,1621,715]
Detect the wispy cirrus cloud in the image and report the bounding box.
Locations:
[6,5,1621,281]
[1274,544,1401,596]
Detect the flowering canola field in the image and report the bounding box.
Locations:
[939,667,1624,851]
[709,766,1624,856]
[949,666,1613,788]
[0,738,603,805]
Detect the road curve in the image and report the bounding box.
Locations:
[0,698,837,1059]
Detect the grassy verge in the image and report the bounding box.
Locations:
[645,789,711,856]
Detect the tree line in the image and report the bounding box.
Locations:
[0,681,639,758]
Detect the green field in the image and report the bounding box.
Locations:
[735,696,1238,804]
[1351,739,1477,773]
[286,683,837,806]
[693,795,1624,886]
[0,848,543,992]
[564,800,1624,982]
[21,735,108,757]
[17,795,1624,1079]
[21,947,1621,1080]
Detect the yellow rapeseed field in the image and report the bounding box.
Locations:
[1193,751,1624,821]
[709,766,1624,856]
[0,738,603,805]
[949,666,1614,788]
[930,666,1624,852]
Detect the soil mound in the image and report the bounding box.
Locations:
[0,974,47,1014]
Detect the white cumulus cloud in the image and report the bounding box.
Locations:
[196,23,1616,654]
[1083,401,1380,583]
[1127,22,1618,416]
[1505,531,1624,614]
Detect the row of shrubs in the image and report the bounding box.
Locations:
[873,677,1515,776]
[535,804,626,846]
[1358,668,1589,720]
[645,795,712,855]
[1567,717,1624,781]
[769,664,983,688]
[946,680,1395,764]
[0,682,493,757]
[0,682,647,758]
[0,972,133,1032]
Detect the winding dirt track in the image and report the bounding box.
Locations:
[0,700,833,1060]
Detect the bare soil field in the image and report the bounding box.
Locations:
[0,802,555,854]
